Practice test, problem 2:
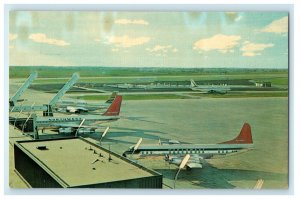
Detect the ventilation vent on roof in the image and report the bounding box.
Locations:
[36,146,48,150]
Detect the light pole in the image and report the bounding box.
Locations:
[173,154,190,189]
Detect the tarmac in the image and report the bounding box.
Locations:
[8,79,289,189]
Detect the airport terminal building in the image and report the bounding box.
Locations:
[14,137,162,188]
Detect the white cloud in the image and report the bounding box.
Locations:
[242,52,258,57]
[146,45,178,56]
[9,33,18,41]
[115,19,149,25]
[146,45,171,52]
[241,42,274,57]
[193,34,241,53]
[261,16,288,34]
[29,33,70,46]
[107,35,150,48]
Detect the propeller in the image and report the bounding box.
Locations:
[99,126,110,145]
[132,138,142,155]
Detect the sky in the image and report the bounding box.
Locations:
[9,11,289,68]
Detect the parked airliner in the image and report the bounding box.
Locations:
[123,123,253,169]
[54,92,117,114]
[35,95,122,134]
[190,79,230,94]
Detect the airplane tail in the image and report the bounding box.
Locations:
[102,95,122,116]
[105,92,117,104]
[220,123,253,144]
[190,79,198,87]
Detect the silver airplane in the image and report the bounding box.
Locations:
[123,123,253,169]
[54,92,117,114]
[190,79,231,94]
[35,95,122,134]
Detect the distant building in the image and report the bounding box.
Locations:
[14,137,162,188]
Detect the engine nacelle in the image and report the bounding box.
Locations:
[77,128,95,134]
[58,127,73,134]
[58,127,95,134]
[66,106,88,113]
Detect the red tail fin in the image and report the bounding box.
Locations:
[221,123,253,144]
[102,95,122,116]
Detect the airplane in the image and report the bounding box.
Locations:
[33,95,122,135]
[53,92,117,114]
[190,79,231,94]
[123,123,253,169]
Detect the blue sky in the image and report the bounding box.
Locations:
[9,11,288,68]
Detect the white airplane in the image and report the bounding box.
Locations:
[35,95,122,134]
[123,123,253,169]
[54,92,117,114]
[190,79,230,94]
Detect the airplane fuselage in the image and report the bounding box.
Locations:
[55,101,109,113]
[191,86,230,94]
[35,115,119,129]
[123,143,253,158]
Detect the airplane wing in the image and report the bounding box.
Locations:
[167,154,205,169]
[48,123,103,134]
[186,162,203,169]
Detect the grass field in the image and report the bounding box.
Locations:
[10,66,288,87]
[9,66,288,78]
